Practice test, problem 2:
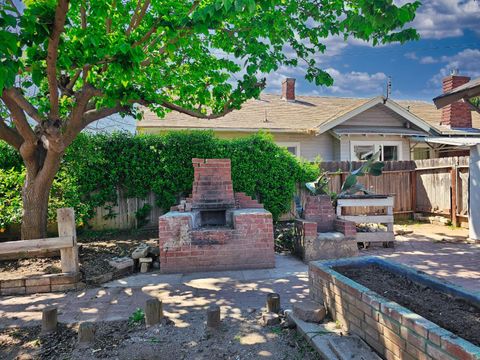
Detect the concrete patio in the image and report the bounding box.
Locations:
[1,231,479,329]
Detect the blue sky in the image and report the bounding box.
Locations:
[264,0,480,101]
[83,0,479,132]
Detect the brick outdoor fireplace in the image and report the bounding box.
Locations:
[158,158,275,273]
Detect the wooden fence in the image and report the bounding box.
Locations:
[1,157,469,238]
[90,156,470,230]
[320,156,469,227]
[88,189,163,230]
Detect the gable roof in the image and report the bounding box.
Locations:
[314,96,432,134]
[138,93,480,135]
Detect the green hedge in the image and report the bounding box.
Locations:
[0,131,317,230]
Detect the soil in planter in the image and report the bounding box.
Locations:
[335,264,480,346]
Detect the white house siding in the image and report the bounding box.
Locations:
[339,135,412,161]
[217,131,335,161]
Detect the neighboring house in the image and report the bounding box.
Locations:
[137,75,480,161]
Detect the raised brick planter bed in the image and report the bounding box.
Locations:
[309,257,480,360]
[0,272,83,296]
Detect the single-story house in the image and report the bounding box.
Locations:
[137,74,480,161]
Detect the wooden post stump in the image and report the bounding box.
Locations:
[266,293,280,314]
[57,208,79,273]
[206,305,221,329]
[41,306,57,334]
[78,322,95,347]
[145,298,163,327]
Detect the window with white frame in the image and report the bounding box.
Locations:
[350,141,402,161]
[277,142,301,157]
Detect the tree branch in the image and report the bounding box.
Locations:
[106,0,116,33]
[132,24,161,48]
[66,69,82,90]
[0,116,23,150]
[3,88,44,123]
[46,0,69,120]
[134,0,150,30]
[160,100,236,119]
[1,91,36,143]
[82,104,129,125]
[80,1,87,29]
[126,0,142,36]
[61,85,102,145]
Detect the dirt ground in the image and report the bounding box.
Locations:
[335,264,480,346]
[0,229,158,282]
[0,311,319,360]
[0,220,472,282]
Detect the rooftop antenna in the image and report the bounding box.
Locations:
[386,76,392,99]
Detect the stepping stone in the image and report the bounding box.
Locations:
[108,257,134,271]
[292,299,326,323]
[285,310,382,360]
[131,244,149,259]
[260,312,281,327]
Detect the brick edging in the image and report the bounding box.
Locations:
[0,272,83,295]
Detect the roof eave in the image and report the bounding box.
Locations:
[315,96,385,134]
[136,125,312,134]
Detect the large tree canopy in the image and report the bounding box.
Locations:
[0,0,420,239]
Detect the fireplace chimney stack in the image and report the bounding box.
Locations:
[281,78,296,102]
[440,72,472,128]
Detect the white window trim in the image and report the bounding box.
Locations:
[276,142,301,157]
[350,140,403,161]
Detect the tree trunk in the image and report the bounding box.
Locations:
[21,151,63,240]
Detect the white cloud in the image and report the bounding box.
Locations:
[324,68,387,96]
[406,0,480,39]
[429,48,480,86]
[419,56,438,64]
[262,66,388,98]
[405,52,418,60]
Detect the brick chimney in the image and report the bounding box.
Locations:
[281,78,295,101]
[441,74,472,128]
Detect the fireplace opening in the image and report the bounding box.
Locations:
[200,210,227,227]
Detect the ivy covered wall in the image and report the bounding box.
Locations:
[0,131,317,231]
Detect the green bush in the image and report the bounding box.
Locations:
[0,168,24,231]
[0,131,317,229]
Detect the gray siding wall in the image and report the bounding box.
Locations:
[343,104,407,127]
[272,132,334,161]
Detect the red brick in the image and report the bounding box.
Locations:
[384,326,406,348]
[441,337,477,360]
[26,285,51,294]
[427,344,455,360]
[400,326,426,351]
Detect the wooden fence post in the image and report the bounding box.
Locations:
[451,166,458,227]
[57,208,79,273]
[410,170,417,217]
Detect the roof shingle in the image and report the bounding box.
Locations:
[138,94,480,134]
